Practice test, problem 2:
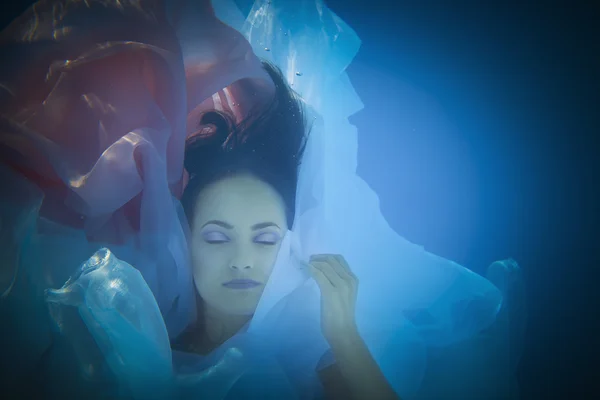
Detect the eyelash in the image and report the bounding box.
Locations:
[203,232,230,244]
[202,232,279,245]
[254,232,279,245]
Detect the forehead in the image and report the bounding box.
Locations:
[193,174,287,228]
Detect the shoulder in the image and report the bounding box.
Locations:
[318,362,352,400]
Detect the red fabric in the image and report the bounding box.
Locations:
[0,0,273,238]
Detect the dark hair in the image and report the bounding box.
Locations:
[180,61,308,228]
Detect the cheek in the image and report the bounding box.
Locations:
[256,243,283,274]
[191,243,230,281]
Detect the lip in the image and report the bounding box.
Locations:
[222,279,262,289]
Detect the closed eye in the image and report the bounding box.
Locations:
[203,231,230,244]
[254,232,280,245]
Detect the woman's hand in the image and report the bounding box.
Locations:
[308,254,361,348]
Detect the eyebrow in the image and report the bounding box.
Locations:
[251,222,280,231]
[201,220,234,229]
[200,220,281,231]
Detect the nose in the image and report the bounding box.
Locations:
[230,264,252,270]
[230,245,254,270]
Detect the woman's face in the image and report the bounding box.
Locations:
[190,174,288,316]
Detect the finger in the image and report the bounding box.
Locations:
[311,261,344,288]
[311,254,355,285]
[327,257,358,298]
[309,264,334,293]
[333,255,358,282]
[328,255,356,285]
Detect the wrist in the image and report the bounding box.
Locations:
[328,327,364,356]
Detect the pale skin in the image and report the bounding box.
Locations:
[188,173,400,399]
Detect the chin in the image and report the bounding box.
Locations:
[216,300,258,316]
[227,305,258,316]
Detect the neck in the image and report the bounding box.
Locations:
[201,302,252,348]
